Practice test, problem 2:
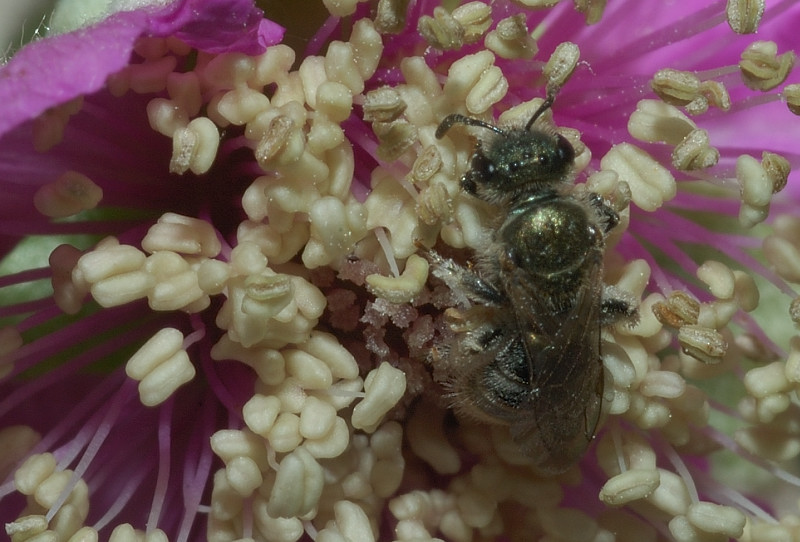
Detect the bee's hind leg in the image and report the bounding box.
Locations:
[600,284,638,326]
[417,244,506,307]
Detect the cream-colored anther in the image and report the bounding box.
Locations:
[252,44,295,89]
[352,362,407,432]
[373,119,417,161]
[764,231,800,283]
[141,212,221,257]
[697,261,735,300]
[14,453,56,496]
[33,171,103,219]
[599,469,660,506]
[146,98,188,137]
[214,87,270,126]
[672,129,718,170]
[303,415,349,458]
[366,254,430,304]
[127,55,177,94]
[485,14,537,60]
[600,143,676,211]
[738,155,774,208]
[651,69,700,106]
[442,50,495,105]
[300,330,359,380]
[325,41,365,95]
[785,84,800,115]
[32,104,71,151]
[418,6,465,50]
[627,100,697,145]
[49,244,88,315]
[640,370,686,399]
[509,0,560,6]
[90,269,154,307]
[169,117,220,175]
[374,0,407,33]
[284,349,333,390]
[574,0,607,24]
[349,19,383,80]
[5,515,49,541]
[732,271,759,312]
[322,0,359,16]
[210,429,270,470]
[762,151,791,193]
[700,80,731,111]
[167,71,202,116]
[451,2,492,43]
[744,361,790,398]
[230,241,268,275]
[727,0,765,33]
[299,396,337,440]
[315,82,353,123]
[543,42,580,88]
[225,455,263,497]
[202,52,254,90]
[144,252,205,312]
[267,412,303,453]
[417,182,453,226]
[254,115,305,168]
[678,325,727,364]
[687,502,746,538]
[126,328,195,406]
[196,259,230,295]
[65,525,97,542]
[126,328,183,380]
[740,40,796,91]
[411,145,443,184]
[267,447,324,518]
[243,394,282,438]
[406,401,461,475]
[363,87,407,123]
[326,501,375,542]
[466,64,508,115]
[647,469,692,516]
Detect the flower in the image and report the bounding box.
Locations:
[2,0,800,541]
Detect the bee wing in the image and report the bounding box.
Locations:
[503,256,605,475]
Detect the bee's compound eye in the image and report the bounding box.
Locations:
[556,134,575,166]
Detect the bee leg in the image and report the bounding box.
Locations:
[587,192,620,233]
[421,246,506,306]
[600,285,638,326]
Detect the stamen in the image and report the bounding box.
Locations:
[485,14,538,60]
[169,117,220,175]
[33,171,103,219]
[351,362,407,432]
[726,0,765,34]
[739,40,796,91]
[543,41,580,89]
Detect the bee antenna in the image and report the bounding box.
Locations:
[436,114,505,139]
[525,85,559,131]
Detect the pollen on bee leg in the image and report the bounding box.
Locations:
[739,40,796,91]
[142,212,222,257]
[33,171,103,219]
[485,14,537,60]
[170,117,220,175]
[126,328,196,406]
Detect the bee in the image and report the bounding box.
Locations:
[430,88,637,475]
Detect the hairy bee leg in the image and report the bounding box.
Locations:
[419,246,506,306]
[586,192,620,233]
[600,284,638,326]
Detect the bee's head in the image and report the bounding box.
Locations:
[436,91,575,202]
[473,128,575,197]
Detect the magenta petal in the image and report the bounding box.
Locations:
[0,0,284,137]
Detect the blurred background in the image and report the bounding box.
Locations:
[1,0,56,54]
